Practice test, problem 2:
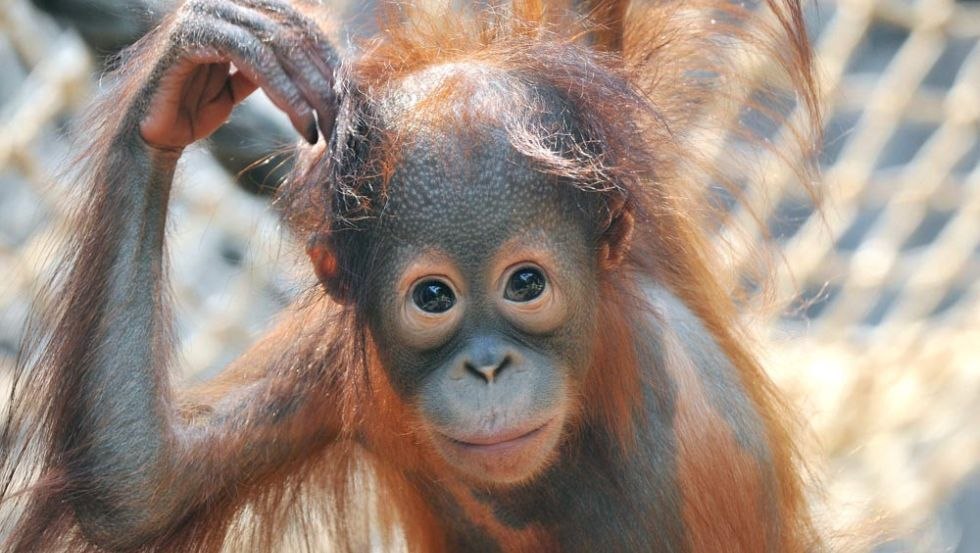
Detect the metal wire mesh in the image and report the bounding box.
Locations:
[0,0,977,550]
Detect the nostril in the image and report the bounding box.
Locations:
[464,355,512,384]
[497,355,512,376]
[463,361,487,383]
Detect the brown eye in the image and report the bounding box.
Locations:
[505,267,546,302]
[413,280,456,313]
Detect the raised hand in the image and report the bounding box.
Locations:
[0,2,344,551]
[138,0,338,149]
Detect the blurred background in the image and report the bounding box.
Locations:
[0,0,977,550]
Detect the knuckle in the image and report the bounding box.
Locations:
[255,20,279,43]
[258,49,281,71]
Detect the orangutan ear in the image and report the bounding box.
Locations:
[307,240,349,302]
[598,206,634,269]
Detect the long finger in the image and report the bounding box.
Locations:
[181,17,319,143]
[209,3,336,140]
[238,0,339,75]
[200,62,233,106]
[196,68,256,126]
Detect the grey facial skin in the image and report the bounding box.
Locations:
[353,129,599,485]
[365,133,599,398]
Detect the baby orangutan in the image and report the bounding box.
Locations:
[0,0,824,551]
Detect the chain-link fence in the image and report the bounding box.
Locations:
[0,0,977,550]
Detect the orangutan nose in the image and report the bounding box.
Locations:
[463,355,512,383]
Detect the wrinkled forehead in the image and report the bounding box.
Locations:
[371,130,596,269]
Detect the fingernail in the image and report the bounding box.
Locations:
[306,120,319,144]
[319,111,336,141]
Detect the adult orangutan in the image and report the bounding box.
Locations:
[0,0,824,551]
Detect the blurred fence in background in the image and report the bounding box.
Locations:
[0,0,977,551]
[725,1,980,550]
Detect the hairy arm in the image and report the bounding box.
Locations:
[641,284,808,551]
[1,1,343,550]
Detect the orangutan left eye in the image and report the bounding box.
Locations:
[504,267,546,302]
